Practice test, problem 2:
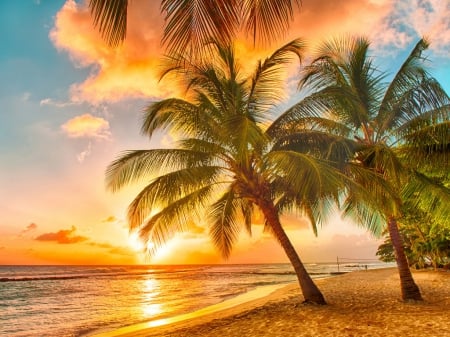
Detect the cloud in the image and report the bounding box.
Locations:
[61,113,111,139]
[88,241,135,256]
[20,223,38,236]
[35,226,88,244]
[40,98,75,108]
[108,246,135,256]
[102,215,118,223]
[21,92,31,102]
[50,0,449,107]
[76,141,91,163]
[404,0,450,55]
[50,0,176,103]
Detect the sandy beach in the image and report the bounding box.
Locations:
[94,267,450,337]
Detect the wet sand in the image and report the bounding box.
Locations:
[92,268,450,337]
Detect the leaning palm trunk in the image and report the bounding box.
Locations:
[387,216,423,301]
[258,198,326,304]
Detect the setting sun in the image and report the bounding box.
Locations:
[128,232,146,252]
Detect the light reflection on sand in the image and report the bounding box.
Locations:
[89,283,288,336]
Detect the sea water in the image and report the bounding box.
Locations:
[0,263,388,337]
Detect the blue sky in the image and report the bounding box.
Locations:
[0,0,449,265]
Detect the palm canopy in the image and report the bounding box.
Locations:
[270,36,450,301]
[89,0,301,54]
[270,36,450,221]
[106,38,342,256]
[106,38,395,304]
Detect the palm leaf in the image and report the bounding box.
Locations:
[105,149,212,192]
[127,166,223,230]
[402,171,450,224]
[208,189,242,258]
[377,39,430,134]
[89,0,127,46]
[161,0,240,56]
[248,38,305,117]
[138,184,217,248]
[242,0,301,45]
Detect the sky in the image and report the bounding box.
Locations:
[1,0,449,265]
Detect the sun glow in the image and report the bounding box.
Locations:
[128,232,173,261]
[128,232,147,252]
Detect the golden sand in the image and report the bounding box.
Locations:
[94,268,450,337]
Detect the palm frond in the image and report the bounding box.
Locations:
[402,171,450,224]
[225,114,268,158]
[138,184,217,249]
[89,0,128,46]
[268,90,345,136]
[266,151,346,201]
[377,38,430,134]
[341,195,386,236]
[142,99,201,138]
[127,166,223,230]
[242,0,301,46]
[105,149,211,192]
[161,0,240,56]
[273,130,358,164]
[208,189,242,258]
[356,144,405,186]
[248,38,305,118]
[397,121,450,170]
[383,78,450,137]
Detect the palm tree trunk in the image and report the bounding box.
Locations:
[258,199,326,304]
[387,216,423,301]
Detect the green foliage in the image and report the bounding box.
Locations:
[105,39,348,260]
[376,204,450,269]
[272,36,450,234]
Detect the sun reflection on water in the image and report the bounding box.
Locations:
[140,278,163,318]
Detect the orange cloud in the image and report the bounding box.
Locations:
[102,215,118,223]
[286,0,397,48]
[50,0,450,106]
[35,226,88,244]
[61,113,111,139]
[88,241,135,256]
[50,0,175,103]
[49,0,390,106]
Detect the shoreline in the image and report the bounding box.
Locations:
[89,267,450,337]
[88,282,296,337]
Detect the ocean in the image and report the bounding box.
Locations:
[0,263,389,337]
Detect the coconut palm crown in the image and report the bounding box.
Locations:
[270,36,450,301]
[105,38,369,304]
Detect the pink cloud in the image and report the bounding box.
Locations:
[407,0,450,55]
[35,226,88,244]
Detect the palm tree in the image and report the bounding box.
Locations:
[88,0,301,53]
[270,36,450,301]
[104,38,359,305]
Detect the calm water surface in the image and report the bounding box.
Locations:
[0,263,388,337]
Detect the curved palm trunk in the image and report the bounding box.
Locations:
[258,199,326,304]
[387,216,423,301]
